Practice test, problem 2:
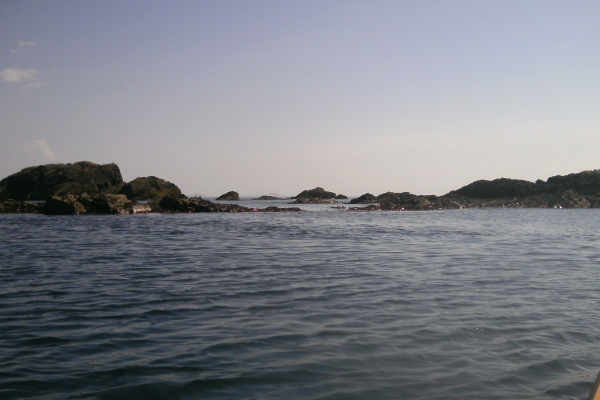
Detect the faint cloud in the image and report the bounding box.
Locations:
[23,140,57,161]
[1,68,38,83]
[0,68,44,88]
[9,41,37,54]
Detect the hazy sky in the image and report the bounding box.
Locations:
[1,1,599,197]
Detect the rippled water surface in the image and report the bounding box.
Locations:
[2,208,600,399]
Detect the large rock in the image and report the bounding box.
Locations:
[119,176,181,202]
[216,191,240,201]
[0,161,123,200]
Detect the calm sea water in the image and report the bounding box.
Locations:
[1,205,600,400]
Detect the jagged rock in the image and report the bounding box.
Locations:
[216,191,240,201]
[159,195,194,212]
[350,193,378,204]
[78,194,132,214]
[42,194,132,215]
[159,195,246,212]
[0,199,43,213]
[119,176,181,202]
[43,195,87,215]
[0,161,123,200]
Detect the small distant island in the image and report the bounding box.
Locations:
[1,161,600,214]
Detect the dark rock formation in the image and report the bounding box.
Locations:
[0,199,43,213]
[334,194,348,200]
[119,176,181,202]
[43,195,87,215]
[0,161,123,200]
[78,194,132,214]
[216,191,240,201]
[42,194,133,215]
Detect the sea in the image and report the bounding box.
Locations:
[1,200,600,400]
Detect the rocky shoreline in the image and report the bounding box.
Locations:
[1,161,600,214]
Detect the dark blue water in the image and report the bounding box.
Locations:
[1,208,600,399]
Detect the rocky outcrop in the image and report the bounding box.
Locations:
[334,194,348,200]
[216,191,240,201]
[119,176,181,202]
[42,194,134,215]
[0,161,123,200]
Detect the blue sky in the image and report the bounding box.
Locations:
[1,1,599,197]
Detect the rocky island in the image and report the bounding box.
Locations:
[1,161,600,214]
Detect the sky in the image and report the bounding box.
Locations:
[1,1,599,197]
